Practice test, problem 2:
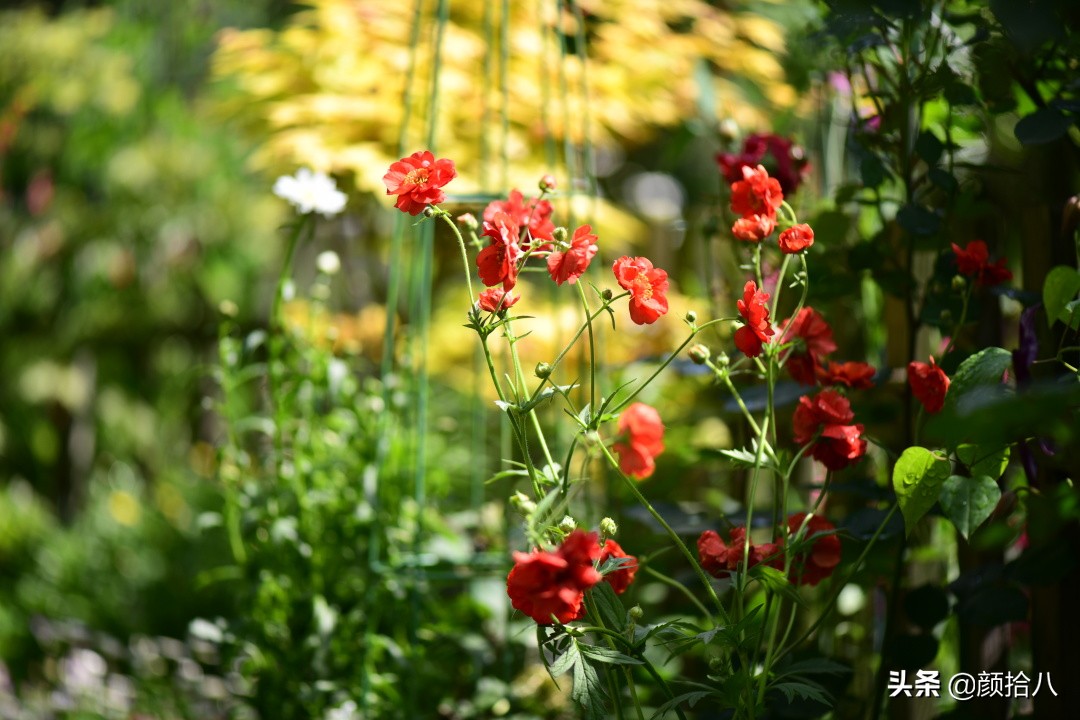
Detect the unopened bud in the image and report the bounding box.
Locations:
[511,491,537,517]
[535,362,552,379]
[600,517,618,536]
[688,343,710,365]
[951,275,966,291]
[540,174,557,192]
[601,288,613,302]
[558,515,577,533]
[715,351,730,367]
[685,310,698,324]
[422,206,437,218]
[553,226,568,243]
[629,605,644,620]
[457,212,479,231]
[709,657,725,672]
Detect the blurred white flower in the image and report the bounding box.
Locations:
[316,250,342,275]
[273,168,347,217]
[326,699,360,720]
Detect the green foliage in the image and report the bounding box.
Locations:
[1044,265,1080,330]
[892,447,951,535]
[939,475,1001,540]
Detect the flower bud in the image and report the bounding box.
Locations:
[558,515,577,533]
[714,351,730,367]
[535,362,552,379]
[951,274,966,291]
[539,174,557,192]
[457,212,479,231]
[685,310,698,325]
[510,491,536,517]
[422,206,437,218]
[688,343,710,365]
[553,226,568,243]
[709,657,725,673]
[629,605,644,620]
[601,288,613,301]
[600,517,618,536]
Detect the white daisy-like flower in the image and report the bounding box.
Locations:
[272,168,347,217]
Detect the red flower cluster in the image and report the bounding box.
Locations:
[697,514,840,586]
[952,240,1012,286]
[477,211,524,290]
[729,165,784,244]
[908,357,950,414]
[717,133,809,195]
[698,526,779,579]
[484,189,555,249]
[613,402,665,480]
[598,539,638,595]
[613,256,670,325]
[784,513,841,586]
[507,530,603,624]
[780,307,837,384]
[792,390,867,471]
[477,287,519,314]
[547,225,598,286]
[816,361,875,389]
[778,223,814,254]
[383,151,457,215]
[734,281,775,357]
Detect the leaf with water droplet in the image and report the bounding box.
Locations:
[892,446,951,535]
[956,444,1010,479]
[939,475,1000,540]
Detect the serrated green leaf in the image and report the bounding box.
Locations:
[719,445,776,471]
[949,347,1012,402]
[578,645,644,665]
[956,444,1010,479]
[547,639,578,678]
[770,680,832,705]
[571,644,606,719]
[650,690,715,719]
[1043,266,1080,330]
[587,581,627,632]
[776,657,850,678]
[892,446,951,534]
[939,475,1001,540]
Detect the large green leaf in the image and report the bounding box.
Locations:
[1043,265,1080,330]
[949,347,1012,402]
[1014,107,1072,146]
[956,444,1010,479]
[892,447,951,535]
[939,475,1001,540]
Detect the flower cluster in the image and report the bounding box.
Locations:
[717,133,809,195]
[792,390,867,471]
[952,240,1012,287]
[273,168,347,217]
[734,280,774,357]
[727,164,814,255]
[613,402,665,480]
[506,530,637,625]
[383,150,457,215]
[697,513,840,586]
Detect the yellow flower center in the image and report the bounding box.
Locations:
[404,168,429,186]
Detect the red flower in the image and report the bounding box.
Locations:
[907,356,950,414]
[784,513,841,586]
[477,287,519,313]
[383,150,457,215]
[780,307,837,385]
[613,256,670,325]
[717,133,809,195]
[506,530,602,625]
[613,402,665,479]
[732,213,776,242]
[598,539,638,595]
[697,527,780,579]
[734,281,775,358]
[817,361,875,389]
[547,224,599,285]
[792,390,867,471]
[477,212,524,290]
[730,165,784,219]
[484,189,555,249]
[951,240,1013,286]
[778,223,815,254]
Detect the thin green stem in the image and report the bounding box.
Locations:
[643,566,712,620]
[576,281,598,414]
[435,209,475,303]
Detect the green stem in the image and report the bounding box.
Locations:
[435,209,475,303]
[643,566,712,620]
[576,281,598,414]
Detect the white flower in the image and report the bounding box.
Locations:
[273,168,347,217]
[325,700,359,720]
[316,250,341,275]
